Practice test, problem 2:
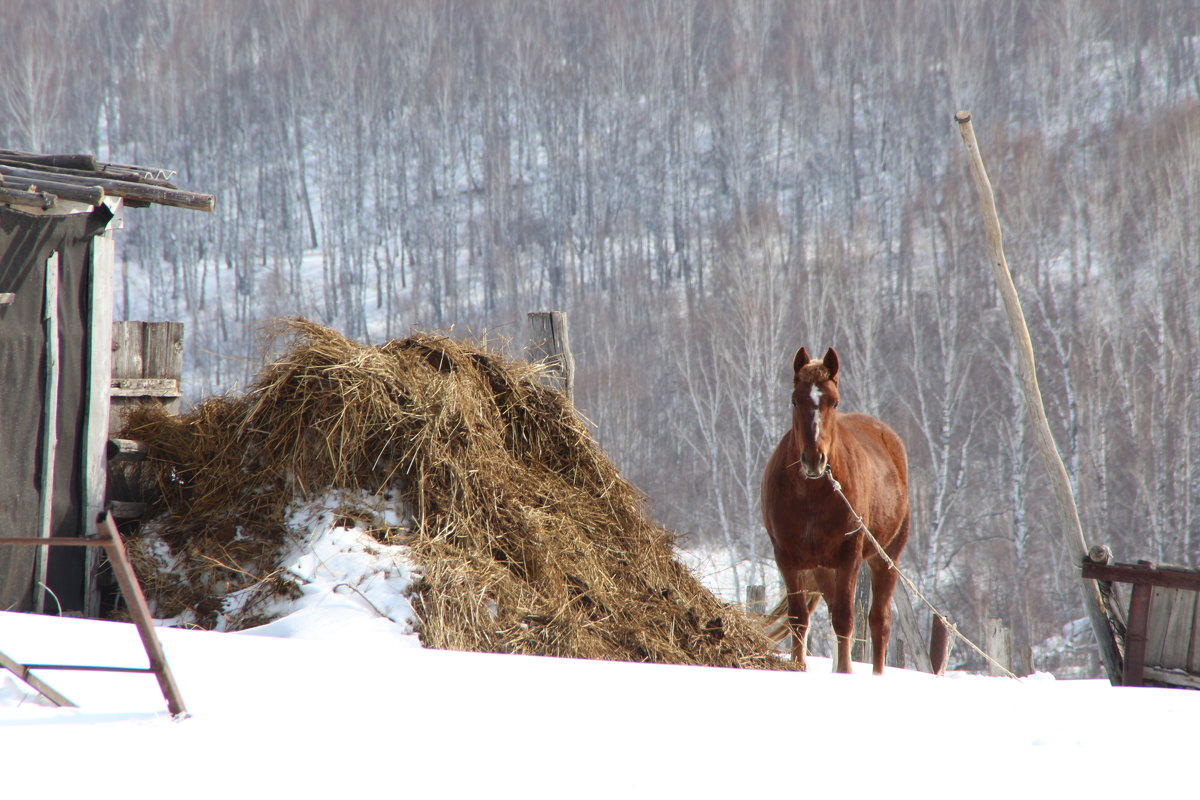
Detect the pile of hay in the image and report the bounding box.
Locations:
[120,318,790,670]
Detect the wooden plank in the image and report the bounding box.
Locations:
[1144,586,1176,668]
[140,322,185,386]
[108,501,147,520]
[1124,582,1152,686]
[0,537,105,546]
[83,217,116,618]
[1155,588,1195,670]
[110,377,181,397]
[34,252,60,614]
[1190,591,1200,674]
[1081,561,1200,592]
[106,438,148,461]
[1142,666,1200,690]
[111,321,145,380]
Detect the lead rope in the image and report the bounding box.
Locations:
[823,468,1020,680]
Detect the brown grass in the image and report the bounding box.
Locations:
[120,318,791,669]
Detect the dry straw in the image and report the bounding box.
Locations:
[120,318,791,669]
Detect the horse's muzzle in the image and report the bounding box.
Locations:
[800,452,828,479]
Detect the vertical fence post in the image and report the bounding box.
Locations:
[930,615,952,676]
[526,311,574,403]
[985,618,1013,677]
[746,585,766,615]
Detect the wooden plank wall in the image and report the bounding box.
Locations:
[108,321,184,436]
[1145,587,1200,687]
[95,321,184,617]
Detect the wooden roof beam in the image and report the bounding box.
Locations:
[0,164,213,212]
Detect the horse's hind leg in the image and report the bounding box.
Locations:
[783,568,819,670]
[867,561,898,675]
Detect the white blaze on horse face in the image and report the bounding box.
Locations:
[810,385,822,440]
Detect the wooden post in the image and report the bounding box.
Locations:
[893,582,933,673]
[1016,644,1034,677]
[746,585,766,616]
[954,111,1122,685]
[984,618,1013,677]
[526,311,575,403]
[1120,559,1158,687]
[852,564,872,663]
[892,638,907,670]
[930,615,952,676]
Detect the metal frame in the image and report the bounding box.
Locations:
[0,511,186,716]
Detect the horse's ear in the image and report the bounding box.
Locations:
[794,347,811,374]
[823,347,839,380]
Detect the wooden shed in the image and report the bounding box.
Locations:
[1083,553,1200,689]
[0,150,213,617]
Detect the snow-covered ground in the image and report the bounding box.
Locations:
[4,499,1197,798]
[4,607,1198,799]
[4,605,1199,797]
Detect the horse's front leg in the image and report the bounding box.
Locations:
[823,562,859,674]
[782,567,815,670]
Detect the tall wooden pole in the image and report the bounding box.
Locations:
[954,110,1121,683]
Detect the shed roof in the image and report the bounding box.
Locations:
[0,149,215,214]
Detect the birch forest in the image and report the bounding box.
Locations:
[4,0,1200,674]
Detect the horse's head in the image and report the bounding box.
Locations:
[790,346,840,479]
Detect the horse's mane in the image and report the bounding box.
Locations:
[795,360,831,384]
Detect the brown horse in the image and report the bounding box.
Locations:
[761,347,909,674]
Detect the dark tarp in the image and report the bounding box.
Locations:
[0,204,112,613]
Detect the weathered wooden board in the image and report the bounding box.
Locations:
[109,321,184,434]
[1192,591,1200,674]
[1143,667,1200,690]
[526,311,574,402]
[1149,588,1196,671]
